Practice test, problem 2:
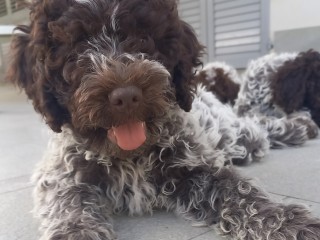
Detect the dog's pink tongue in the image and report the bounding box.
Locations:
[111,122,146,151]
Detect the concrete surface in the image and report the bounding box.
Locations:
[0,85,320,240]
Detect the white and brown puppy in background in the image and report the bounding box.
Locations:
[235,51,319,148]
[196,58,319,148]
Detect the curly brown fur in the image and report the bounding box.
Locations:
[271,49,320,127]
[7,1,320,240]
[194,62,240,105]
[6,0,203,133]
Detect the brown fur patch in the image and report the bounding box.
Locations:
[194,68,240,105]
[271,49,320,126]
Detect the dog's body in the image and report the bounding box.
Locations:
[235,53,296,117]
[7,0,320,239]
[32,86,268,238]
[196,58,319,148]
[234,52,319,147]
[32,86,317,239]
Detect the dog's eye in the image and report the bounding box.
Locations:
[140,38,147,44]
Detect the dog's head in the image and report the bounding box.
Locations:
[7,0,203,156]
[194,62,240,105]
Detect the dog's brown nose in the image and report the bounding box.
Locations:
[109,86,142,112]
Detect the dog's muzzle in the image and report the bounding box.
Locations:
[107,86,147,150]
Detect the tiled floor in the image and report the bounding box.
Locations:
[1,86,320,240]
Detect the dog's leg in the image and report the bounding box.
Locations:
[167,166,320,239]
[33,160,116,240]
[232,117,270,165]
[259,116,311,148]
[288,111,319,139]
[192,88,270,165]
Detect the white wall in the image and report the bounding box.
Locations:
[0,25,15,35]
[271,0,320,39]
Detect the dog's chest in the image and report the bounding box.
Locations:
[102,158,157,215]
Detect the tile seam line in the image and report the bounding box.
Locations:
[0,174,31,183]
[269,191,320,204]
[187,229,214,240]
[0,185,34,195]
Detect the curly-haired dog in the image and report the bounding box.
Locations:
[235,51,319,148]
[7,0,320,239]
[194,63,269,165]
[271,50,320,127]
[194,60,317,148]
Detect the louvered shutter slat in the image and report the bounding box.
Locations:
[0,42,10,72]
[216,36,260,48]
[216,12,260,26]
[11,0,24,13]
[216,20,260,33]
[178,1,199,11]
[0,0,7,17]
[215,0,260,11]
[178,0,207,62]
[216,44,260,55]
[215,4,260,18]
[210,0,270,68]
[216,29,261,41]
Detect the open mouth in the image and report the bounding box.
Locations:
[107,121,147,151]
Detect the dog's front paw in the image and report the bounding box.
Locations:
[296,222,320,240]
[289,112,319,139]
[232,127,269,165]
[282,205,320,240]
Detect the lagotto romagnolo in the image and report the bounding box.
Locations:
[235,52,320,148]
[195,59,319,148]
[7,0,320,239]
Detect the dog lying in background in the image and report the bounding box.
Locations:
[235,51,319,147]
[196,53,319,148]
[7,0,320,239]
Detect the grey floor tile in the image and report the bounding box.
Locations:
[237,138,320,203]
[0,175,33,194]
[0,186,215,240]
[0,103,33,115]
[0,102,49,181]
[0,188,39,240]
[0,85,27,104]
[114,212,216,240]
[0,129,49,180]
[189,230,219,240]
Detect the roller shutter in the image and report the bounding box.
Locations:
[178,0,270,68]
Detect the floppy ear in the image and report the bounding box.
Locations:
[270,55,307,113]
[6,6,69,132]
[172,21,204,112]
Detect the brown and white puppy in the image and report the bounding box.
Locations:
[7,0,320,239]
[235,51,320,147]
